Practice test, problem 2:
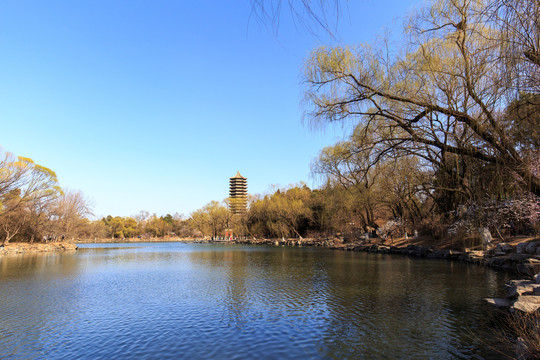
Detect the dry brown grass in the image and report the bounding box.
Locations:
[496,312,540,359]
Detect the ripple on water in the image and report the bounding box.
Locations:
[0,244,510,359]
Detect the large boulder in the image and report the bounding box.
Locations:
[517,242,528,254]
[502,243,514,253]
[517,259,540,276]
[488,255,515,270]
[406,245,428,257]
[416,246,428,257]
[505,280,536,298]
[495,243,515,254]
[525,241,539,255]
[426,250,444,259]
[511,254,533,261]
[511,296,540,313]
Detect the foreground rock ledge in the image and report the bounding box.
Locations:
[0,242,78,255]
[485,275,540,313]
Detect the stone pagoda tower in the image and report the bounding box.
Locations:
[229,171,247,214]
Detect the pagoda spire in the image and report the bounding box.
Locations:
[229,171,247,214]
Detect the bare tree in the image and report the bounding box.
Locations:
[48,189,92,240]
[484,0,540,93]
[303,0,540,197]
[250,0,342,37]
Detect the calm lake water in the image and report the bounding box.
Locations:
[0,242,512,359]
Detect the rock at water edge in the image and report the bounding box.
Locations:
[485,297,514,308]
[512,296,540,313]
[525,241,538,255]
[505,280,536,298]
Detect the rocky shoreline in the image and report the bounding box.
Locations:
[0,242,78,255]
[485,275,540,313]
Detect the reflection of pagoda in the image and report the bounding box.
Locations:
[229,171,247,214]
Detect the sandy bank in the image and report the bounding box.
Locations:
[0,242,78,255]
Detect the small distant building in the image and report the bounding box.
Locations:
[229,171,247,214]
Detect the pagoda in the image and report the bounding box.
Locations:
[229,171,247,214]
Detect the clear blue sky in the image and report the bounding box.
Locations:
[0,0,419,218]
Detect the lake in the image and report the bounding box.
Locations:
[0,242,512,359]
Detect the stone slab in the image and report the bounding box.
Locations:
[505,280,536,297]
[485,297,514,308]
[512,296,540,313]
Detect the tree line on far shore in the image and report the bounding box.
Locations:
[0,150,198,244]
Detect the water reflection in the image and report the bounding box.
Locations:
[0,243,510,359]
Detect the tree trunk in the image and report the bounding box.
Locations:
[3,232,16,245]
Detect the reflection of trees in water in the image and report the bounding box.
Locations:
[222,250,249,327]
[204,247,330,333]
[0,252,79,279]
[319,252,510,358]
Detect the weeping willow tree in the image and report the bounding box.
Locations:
[0,150,64,244]
[250,0,342,37]
[302,0,540,199]
[247,184,313,238]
